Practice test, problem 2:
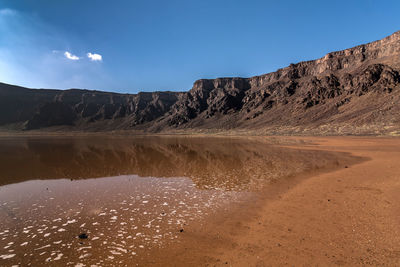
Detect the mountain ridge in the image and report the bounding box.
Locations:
[2,31,400,135]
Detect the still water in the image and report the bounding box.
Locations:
[0,136,348,266]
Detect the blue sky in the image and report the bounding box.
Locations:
[0,0,399,93]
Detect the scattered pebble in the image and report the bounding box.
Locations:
[78,233,88,239]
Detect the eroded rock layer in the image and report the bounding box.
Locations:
[1,31,400,134]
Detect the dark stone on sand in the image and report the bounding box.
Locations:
[78,233,88,239]
[179,229,184,233]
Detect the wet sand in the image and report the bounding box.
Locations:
[0,136,358,266]
[150,137,400,266]
[1,136,399,266]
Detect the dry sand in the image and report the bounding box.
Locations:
[143,137,400,266]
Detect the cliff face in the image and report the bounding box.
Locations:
[0,83,179,130]
[157,30,400,134]
[1,31,400,134]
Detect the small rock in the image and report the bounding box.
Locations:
[179,229,184,233]
[78,233,88,239]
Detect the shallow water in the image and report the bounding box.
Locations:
[0,136,346,266]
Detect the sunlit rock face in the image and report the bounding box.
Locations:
[1,31,400,134]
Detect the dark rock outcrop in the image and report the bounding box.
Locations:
[0,84,179,130]
[24,102,77,130]
[1,31,400,134]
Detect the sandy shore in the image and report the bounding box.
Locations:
[1,135,399,266]
[144,137,400,266]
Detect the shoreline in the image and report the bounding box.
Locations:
[216,137,400,266]
[1,126,400,138]
[135,136,400,266]
[1,135,399,265]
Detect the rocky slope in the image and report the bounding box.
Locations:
[0,83,180,131]
[1,31,400,135]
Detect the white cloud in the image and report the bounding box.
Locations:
[64,51,79,60]
[0,8,111,90]
[87,52,102,61]
[0,8,17,16]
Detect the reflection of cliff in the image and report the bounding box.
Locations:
[0,137,355,190]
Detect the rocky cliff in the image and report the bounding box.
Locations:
[2,31,400,135]
[0,83,180,131]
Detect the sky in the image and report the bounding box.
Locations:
[0,0,399,93]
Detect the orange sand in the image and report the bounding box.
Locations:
[144,137,400,266]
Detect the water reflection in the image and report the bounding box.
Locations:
[0,136,342,190]
[0,136,349,266]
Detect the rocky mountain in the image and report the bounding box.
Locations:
[2,31,400,135]
[0,83,180,131]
